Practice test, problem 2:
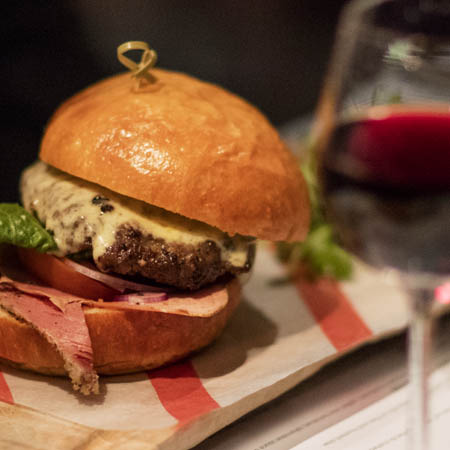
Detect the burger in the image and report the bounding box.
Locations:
[0,66,309,394]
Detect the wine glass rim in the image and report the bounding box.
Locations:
[338,102,450,122]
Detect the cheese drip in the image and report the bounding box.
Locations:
[20,162,252,268]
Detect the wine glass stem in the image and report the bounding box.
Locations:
[408,288,434,450]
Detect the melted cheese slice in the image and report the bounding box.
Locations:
[20,162,252,268]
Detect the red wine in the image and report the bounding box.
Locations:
[321,106,450,275]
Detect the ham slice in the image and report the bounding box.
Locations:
[0,275,230,317]
[89,282,230,317]
[0,280,98,395]
[0,276,85,312]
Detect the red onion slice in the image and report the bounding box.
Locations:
[111,292,168,305]
[62,258,169,293]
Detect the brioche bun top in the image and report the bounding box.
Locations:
[39,69,309,242]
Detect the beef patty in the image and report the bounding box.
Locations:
[97,225,255,290]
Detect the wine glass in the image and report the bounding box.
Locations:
[313,0,450,448]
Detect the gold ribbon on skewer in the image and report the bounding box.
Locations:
[117,41,158,89]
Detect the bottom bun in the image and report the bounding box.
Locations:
[0,278,240,376]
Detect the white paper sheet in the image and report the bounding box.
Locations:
[196,317,450,450]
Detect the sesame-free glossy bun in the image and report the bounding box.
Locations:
[40,70,309,242]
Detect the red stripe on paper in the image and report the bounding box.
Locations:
[296,274,373,351]
[0,371,13,404]
[148,360,219,423]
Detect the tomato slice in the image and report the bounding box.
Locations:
[17,248,119,300]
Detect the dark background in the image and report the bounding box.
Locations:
[1,0,348,202]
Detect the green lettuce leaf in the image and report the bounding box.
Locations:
[0,203,57,253]
[298,224,352,279]
[277,144,353,280]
